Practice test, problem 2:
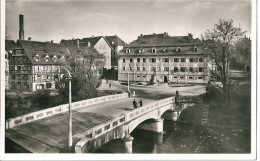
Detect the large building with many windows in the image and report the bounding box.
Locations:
[9,40,70,91]
[5,40,16,89]
[118,33,210,84]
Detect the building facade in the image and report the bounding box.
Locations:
[5,40,16,89]
[105,35,126,69]
[118,33,210,84]
[9,40,70,91]
[81,36,112,69]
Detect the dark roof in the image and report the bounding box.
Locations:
[81,36,103,46]
[17,40,70,65]
[105,35,126,46]
[5,40,16,52]
[127,33,200,47]
[60,39,99,56]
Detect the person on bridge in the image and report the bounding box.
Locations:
[133,99,137,109]
[139,99,143,107]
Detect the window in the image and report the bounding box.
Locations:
[17,66,21,71]
[137,58,140,62]
[130,58,133,62]
[5,62,7,68]
[180,76,184,79]
[47,75,50,80]
[17,82,21,89]
[199,67,204,72]
[180,67,186,72]
[181,58,186,62]
[151,58,156,62]
[143,75,146,78]
[143,58,146,62]
[46,83,52,88]
[189,58,194,62]
[35,55,40,62]
[23,75,28,80]
[53,56,57,62]
[163,48,167,53]
[122,67,125,71]
[198,76,203,79]
[12,75,15,80]
[199,58,203,62]
[152,48,156,53]
[174,67,178,72]
[163,58,169,62]
[174,58,179,62]
[189,67,193,72]
[176,47,181,53]
[194,46,198,52]
[143,67,146,71]
[137,67,140,71]
[164,67,169,72]
[174,76,178,79]
[123,58,125,62]
[18,75,21,80]
[130,67,133,71]
[157,67,161,72]
[189,76,193,79]
[126,49,130,53]
[136,75,140,78]
[45,56,49,62]
[151,67,156,72]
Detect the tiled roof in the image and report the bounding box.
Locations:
[105,35,126,46]
[127,33,200,47]
[5,40,16,52]
[60,39,99,56]
[81,36,103,46]
[17,40,70,65]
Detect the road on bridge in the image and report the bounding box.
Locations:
[5,97,155,153]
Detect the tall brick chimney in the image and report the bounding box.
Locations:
[19,14,24,40]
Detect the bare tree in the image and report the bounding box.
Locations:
[201,19,245,103]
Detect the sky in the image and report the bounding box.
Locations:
[5,0,251,44]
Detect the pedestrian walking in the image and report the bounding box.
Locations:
[133,99,137,109]
[109,83,111,88]
[139,99,143,107]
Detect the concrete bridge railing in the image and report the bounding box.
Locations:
[74,96,175,153]
[5,93,128,129]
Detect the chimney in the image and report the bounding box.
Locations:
[188,33,193,39]
[19,14,24,40]
[51,40,54,43]
[28,37,31,41]
[76,38,79,48]
[88,42,91,47]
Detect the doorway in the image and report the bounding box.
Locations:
[164,75,168,83]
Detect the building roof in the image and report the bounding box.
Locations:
[5,40,16,52]
[127,33,200,47]
[60,39,99,56]
[105,35,126,46]
[16,40,70,65]
[81,36,103,47]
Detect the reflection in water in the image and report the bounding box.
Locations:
[131,121,250,153]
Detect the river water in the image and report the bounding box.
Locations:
[131,121,250,153]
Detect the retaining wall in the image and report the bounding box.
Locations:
[5,93,128,129]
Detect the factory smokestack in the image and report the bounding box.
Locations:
[19,14,24,40]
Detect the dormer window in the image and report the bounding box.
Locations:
[152,48,156,53]
[194,46,198,52]
[163,47,167,53]
[45,55,49,62]
[139,48,144,53]
[35,54,40,62]
[176,47,181,53]
[126,48,131,53]
[53,55,57,62]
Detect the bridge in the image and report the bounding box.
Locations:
[5,93,200,153]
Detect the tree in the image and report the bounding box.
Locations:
[201,19,245,103]
[57,47,105,102]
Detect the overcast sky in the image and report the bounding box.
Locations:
[5,0,251,43]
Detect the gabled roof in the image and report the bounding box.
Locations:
[127,33,200,47]
[16,40,70,65]
[105,35,126,46]
[81,36,103,46]
[5,40,16,52]
[60,39,99,56]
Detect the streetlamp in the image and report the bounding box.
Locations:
[63,68,72,147]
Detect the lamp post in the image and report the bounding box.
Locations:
[63,68,72,147]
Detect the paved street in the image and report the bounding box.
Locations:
[6,97,154,153]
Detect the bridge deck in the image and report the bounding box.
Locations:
[6,97,154,153]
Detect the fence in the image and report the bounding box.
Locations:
[5,93,128,129]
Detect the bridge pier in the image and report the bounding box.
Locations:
[163,110,180,121]
[136,118,164,133]
[97,135,134,153]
